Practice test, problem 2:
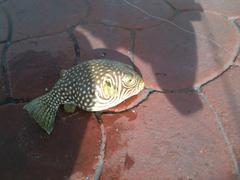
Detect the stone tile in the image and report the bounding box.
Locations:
[7,33,76,99]
[1,0,88,41]
[101,93,237,179]
[0,104,100,180]
[202,66,240,166]
[74,24,132,61]
[134,11,239,90]
[87,0,174,29]
[167,0,240,17]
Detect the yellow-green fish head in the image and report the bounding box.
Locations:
[93,61,144,111]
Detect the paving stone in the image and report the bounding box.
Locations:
[74,24,132,60]
[134,11,239,90]
[101,93,237,179]
[1,0,88,41]
[167,0,240,17]
[87,0,174,29]
[0,104,100,180]
[202,66,240,166]
[7,33,76,99]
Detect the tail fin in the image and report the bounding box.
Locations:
[24,93,59,134]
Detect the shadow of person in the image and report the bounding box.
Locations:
[134,7,204,114]
[74,0,203,115]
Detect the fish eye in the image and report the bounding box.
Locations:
[123,73,134,84]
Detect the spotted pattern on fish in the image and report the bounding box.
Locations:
[24,59,144,134]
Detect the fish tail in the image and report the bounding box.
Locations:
[23,92,60,134]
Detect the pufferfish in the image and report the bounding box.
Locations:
[24,59,144,134]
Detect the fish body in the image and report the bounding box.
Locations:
[24,59,144,134]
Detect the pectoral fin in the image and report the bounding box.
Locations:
[64,104,76,113]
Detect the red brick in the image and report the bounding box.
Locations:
[134,11,239,90]
[101,93,237,179]
[1,0,88,41]
[7,33,76,99]
[87,0,174,29]
[0,104,100,179]
[203,66,240,166]
[167,0,240,17]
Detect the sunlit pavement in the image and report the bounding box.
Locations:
[0,0,240,179]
